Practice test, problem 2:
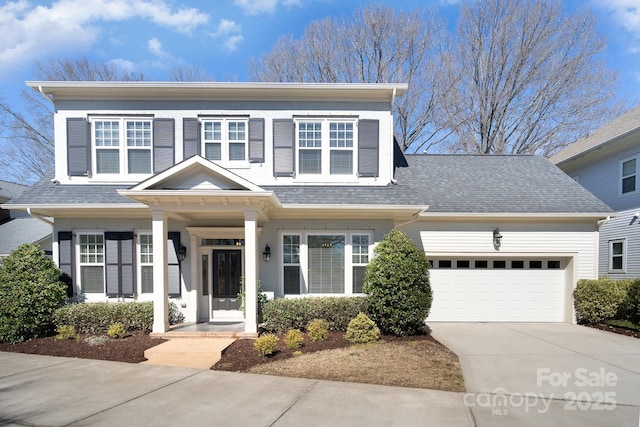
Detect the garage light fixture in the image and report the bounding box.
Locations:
[493,228,502,249]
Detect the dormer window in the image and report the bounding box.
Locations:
[202,118,248,163]
[296,119,356,176]
[93,118,152,175]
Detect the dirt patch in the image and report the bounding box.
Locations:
[588,323,640,339]
[0,334,167,363]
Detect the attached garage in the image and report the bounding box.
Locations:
[427,257,569,322]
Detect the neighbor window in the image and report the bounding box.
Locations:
[138,233,153,293]
[621,157,637,194]
[79,233,104,293]
[296,119,355,176]
[93,119,152,175]
[609,239,625,272]
[202,119,247,163]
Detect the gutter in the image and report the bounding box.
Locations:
[394,207,428,228]
[27,208,54,226]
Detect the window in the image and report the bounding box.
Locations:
[475,260,488,269]
[139,234,153,294]
[202,119,247,163]
[308,235,345,293]
[79,234,104,293]
[438,260,452,269]
[547,260,561,269]
[609,240,625,272]
[283,235,301,294]
[493,260,506,269]
[352,235,369,293]
[296,119,356,176]
[456,260,470,269]
[530,260,543,269]
[621,157,637,194]
[511,260,524,269]
[93,119,152,175]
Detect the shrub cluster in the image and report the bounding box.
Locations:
[284,329,304,350]
[55,325,78,340]
[261,296,367,333]
[53,301,154,334]
[107,322,127,338]
[345,312,380,344]
[254,333,279,356]
[622,279,640,324]
[364,230,432,336]
[307,319,328,342]
[0,244,67,343]
[573,279,632,324]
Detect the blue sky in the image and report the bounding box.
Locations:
[0,0,639,122]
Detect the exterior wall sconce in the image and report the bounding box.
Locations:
[263,244,271,262]
[493,228,502,249]
[178,245,187,262]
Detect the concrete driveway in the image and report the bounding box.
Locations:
[429,322,640,426]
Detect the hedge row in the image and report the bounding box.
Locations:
[573,278,634,324]
[261,296,368,333]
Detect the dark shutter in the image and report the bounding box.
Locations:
[67,118,90,176]
[58,231,74,288]
[105,232,135,298]
[153,119,175,173]
[249,118,265,163]
[273,119,295,177]
[358,119,379,177]
[168,232,181,298]
[183,118,200,159]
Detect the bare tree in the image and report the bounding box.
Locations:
[170,64,216,82]
[0,58,145,183]
[250,5,454,152]
[442,0,619,155]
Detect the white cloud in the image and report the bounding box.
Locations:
[0,0,209,77]
[592,0,640,50]
[108,58,136,73]
[233,0,301,15]
[147,37,170,59]
[211,19,244,53]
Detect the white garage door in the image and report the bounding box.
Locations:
[428,258,566,322]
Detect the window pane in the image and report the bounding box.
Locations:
[623,176,636,193]
[623,159,636,176]
[493,260,506,269]
[204,122,222,141]
[81,266,104,293]
[95,121,119,147]
[284,265,300,294]
[330,151,353,174]
[299,150,321,174]
[612,242,623,255]
[96,149,120,173]
[299,122,322,148]
[205,143,222,160]
[329,122,353,148]
[126,121,151,147]
[141,266,153,293]
[128,150,151,173]
[352,235,369,264]
[475,260,488,268]
[612,256,623,270]
[229,142,245,161]
[308,235,345,293]
[353,266,366,293]
[228,121,246,141]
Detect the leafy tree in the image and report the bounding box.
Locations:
[363,229,431,336]
[440,0,619,156]
[0,244,67,343]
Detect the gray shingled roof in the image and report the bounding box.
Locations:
[0,180,28,202]
[0,217,51,255]
[5,155,612,215]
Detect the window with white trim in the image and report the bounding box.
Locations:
[621,157,637,195]
[138,233,153,294]
[296,119,356,176]
[78,233,104,293]
[609,239,625,272]
[351,234,369,293]
[93,119,152,175]
[283,235,301,294]
[202,118,247,163]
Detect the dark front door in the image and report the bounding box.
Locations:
[212,250,242,311]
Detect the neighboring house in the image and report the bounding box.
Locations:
[3,82,611,333]
[551,105,640,279]
[0,180,52,258]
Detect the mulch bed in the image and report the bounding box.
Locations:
[588,323,640,339]
[212,331,434,372]
[0,334,167,363]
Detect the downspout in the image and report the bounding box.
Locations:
[38,85,55,104]
[390,87,398,184]
[394,207,428,229]
[27,208,54,226]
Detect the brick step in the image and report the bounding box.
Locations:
[143,338,236,370]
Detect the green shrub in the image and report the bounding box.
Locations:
[0,244,67,343]
[254,333,279,356]
[262,296,367,333]
[573,279,632,324]
[623,279,640,324]
[284,329,304,350]
[307,318,328,342]
[53,301,154,334]
[107,322,126,338]
[363,230,432,336]
[55,325,78,340]
[345,312,380,344]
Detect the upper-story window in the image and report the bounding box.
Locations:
[202,119,248,163]
[621,157,637,195]
[296,119,356,176]
[93,119,152,175]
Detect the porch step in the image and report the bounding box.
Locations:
[142,338,236,370]
[150,331,258,339]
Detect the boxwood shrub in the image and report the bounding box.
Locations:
[54,301,154,334]
[622,279,640,324]
[573,278,632,324]
[261,296,367,333]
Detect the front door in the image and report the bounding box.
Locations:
[212,249,242,311]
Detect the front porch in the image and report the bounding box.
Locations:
[150,321,258,339]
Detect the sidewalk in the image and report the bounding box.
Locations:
[0,351,472,426]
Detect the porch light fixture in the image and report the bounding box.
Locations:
[263,244,271,262]
[493,228,502,249]
[178,245,187,262]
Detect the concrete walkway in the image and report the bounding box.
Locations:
[0,351,473,426]
[430,322,640,426]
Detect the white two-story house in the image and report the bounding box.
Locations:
[5,82,612,333]
[551,105,640,279]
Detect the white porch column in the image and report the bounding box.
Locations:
[244,210,258,333]
[152,210,169,333]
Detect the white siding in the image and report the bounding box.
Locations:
[598,208,640,278]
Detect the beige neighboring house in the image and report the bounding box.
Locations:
[0,180,52,258]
